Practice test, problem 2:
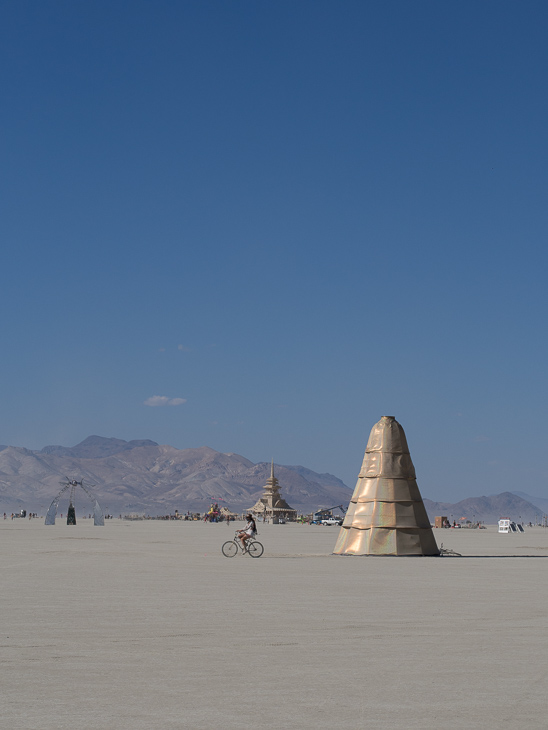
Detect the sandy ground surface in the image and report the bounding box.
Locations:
[2,519,548,729]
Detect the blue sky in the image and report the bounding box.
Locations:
[2,1,547,501]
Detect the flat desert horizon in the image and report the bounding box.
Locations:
[2,520,547,729]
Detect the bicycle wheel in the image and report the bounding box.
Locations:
[248,540,264,558]
[222,540,238,557]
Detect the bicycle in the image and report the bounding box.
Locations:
[439,542,462,557]
[222,530,264,558]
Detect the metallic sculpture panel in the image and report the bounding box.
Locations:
[360,452,416,479]
[45,497,60,526]
[334,416,439,556]
[352,477,423,502]
[334,526,438,556]
[342,500,431,529]
[93,500,105,527]
[365,417,410,453]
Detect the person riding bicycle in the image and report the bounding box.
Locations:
[238,514,257,551]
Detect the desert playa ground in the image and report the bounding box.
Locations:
[2,520,548,729]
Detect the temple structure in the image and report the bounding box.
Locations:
[333,416,439,556]
[249,461,297,523]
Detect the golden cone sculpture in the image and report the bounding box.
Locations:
[333,416,439,556]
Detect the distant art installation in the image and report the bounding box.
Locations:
[45,478,105,526]
[249,460,297,523]
[333,416,439,556]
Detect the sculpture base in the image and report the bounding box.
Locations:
[333,526,440,556]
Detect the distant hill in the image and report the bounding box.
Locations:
[0,436,351,514]
[510,491,548,515]
[423,492,544,524]
[40,435,159,459]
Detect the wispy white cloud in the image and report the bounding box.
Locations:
[178,344,192,352]
[144,395,187,407]
[474,435,490,443]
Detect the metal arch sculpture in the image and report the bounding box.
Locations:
[45,479,105,526]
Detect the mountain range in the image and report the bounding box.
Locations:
[423,492,545,524]
[0,435,546,521]
[0,436,351,514]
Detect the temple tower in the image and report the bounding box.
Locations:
[249,460,297,523]
[333,416,439,556]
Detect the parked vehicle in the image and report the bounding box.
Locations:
[321,517,342,526]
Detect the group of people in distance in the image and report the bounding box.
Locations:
[204,503,222,522]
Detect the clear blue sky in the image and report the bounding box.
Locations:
[2,1,547,501]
